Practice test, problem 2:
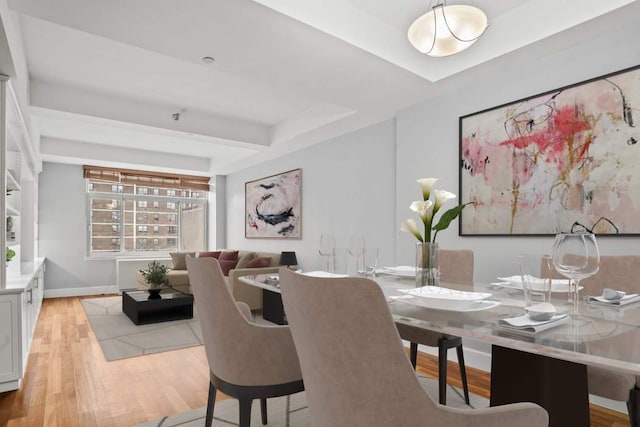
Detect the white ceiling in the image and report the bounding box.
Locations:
[4,0,639,176]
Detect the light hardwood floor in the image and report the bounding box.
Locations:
[0,296,631,426]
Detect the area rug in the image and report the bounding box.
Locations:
[138,376,489,426]
[81,296,203,361]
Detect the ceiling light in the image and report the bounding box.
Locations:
[202,56,216,64]
[408,1,488,57]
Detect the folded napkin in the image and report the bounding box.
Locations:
[586,293,640,306]
[498,313,569,335]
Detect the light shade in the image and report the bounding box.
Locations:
[408,2,488,57]
[279,251,298,267]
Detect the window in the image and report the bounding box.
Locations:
[85,165,208,256]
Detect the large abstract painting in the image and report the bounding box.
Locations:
[245,169,302,239]
[460,65,640,235]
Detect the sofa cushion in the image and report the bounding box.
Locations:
[236,252,256,269]
[170,252,196,270]
[219,259,238,276]
[254,252,280,267]
[167,270,190,286]
[246,256,271,268]
[219,250,239,261]
[198,251,221,258]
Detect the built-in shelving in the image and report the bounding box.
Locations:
[0,74,42,393]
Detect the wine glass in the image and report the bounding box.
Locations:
[349,234,366,274]
[551,232,600,312]
[319,233,336,272]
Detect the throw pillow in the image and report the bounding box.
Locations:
[218,259,238,276]
[170,252,196,270]
[236,252,256,269]
[198,251,221,258]
[246,257,271,269]
[219,250,239,261]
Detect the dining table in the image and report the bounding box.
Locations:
[240,270,640,427]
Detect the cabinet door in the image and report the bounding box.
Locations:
[0,294,20,384]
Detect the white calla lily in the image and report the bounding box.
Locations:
[417,178,438,201]
[401,178,468,244]
[410,200,434,222]
[400,219,423,241]
[433,190,456,213]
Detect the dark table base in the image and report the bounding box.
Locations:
[490,345,590,427]
[262,289,287,325]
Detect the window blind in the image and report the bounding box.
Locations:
[83,165,210,191]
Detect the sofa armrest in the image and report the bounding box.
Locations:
[228,266,280,310]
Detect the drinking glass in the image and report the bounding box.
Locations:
[551,232,600,311]
[517,254,553,308]
[363,248,379,280]
[349,234,366,274]
[319,233,336,272]
[333,248,348,275]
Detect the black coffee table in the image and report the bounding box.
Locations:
[122,290,194,325]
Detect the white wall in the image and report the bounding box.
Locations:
[396,17,640,284]
[226,119,397,270]
[39,162,116,295]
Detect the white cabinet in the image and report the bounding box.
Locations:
[0,293,19,386]
[0,259,45,392]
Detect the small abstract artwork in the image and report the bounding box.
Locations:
[460,65,640,235]
[245,169,302,239]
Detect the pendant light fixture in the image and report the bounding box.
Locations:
[408,1,488,57]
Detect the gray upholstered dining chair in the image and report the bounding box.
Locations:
[186,257,304,427]
[279,268,548,427]
[578,255,640,426]
[396,249,474,405]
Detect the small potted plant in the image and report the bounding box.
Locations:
[139,261,168,298]
[6,247,16,267]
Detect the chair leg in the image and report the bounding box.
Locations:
[260,398,268,425]
[455,343,471,405]
[409,342,418,369]
[438,339,448,405]
[628,387,640,427]
[239,398,253,427]
[205,382,217,427]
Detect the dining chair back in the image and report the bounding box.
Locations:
[399,249,474,405]
[577,255,640,426]
[186,257,304,427]
[279,268,548,427]
[440,249,474,284]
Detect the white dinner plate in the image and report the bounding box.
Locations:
[392,296,501,312]
[302,271,349,278]
[398,286,492,310]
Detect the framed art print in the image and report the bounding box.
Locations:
[245,168,302,239]
[459,65,640,236]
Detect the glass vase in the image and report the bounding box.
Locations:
[416,242,439,287]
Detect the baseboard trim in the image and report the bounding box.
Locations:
[44,286,119,298]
